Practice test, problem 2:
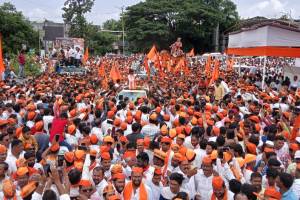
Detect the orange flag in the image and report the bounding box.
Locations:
[109,62,122,82]
[102,74,108,89]
[187,48,195,57]
[0,34,5,76]
[291,115,300,141]
[205,55,211,76]
[147,45,158,61]
[98,62,105,77]
[209,59,220,86]
[143,57,150,79]
[226,58,234,71]
[174,58,186,73]
[83,47,89,64]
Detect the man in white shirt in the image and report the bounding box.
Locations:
[292,166,300,199]
[141,113,159,140]
[92,166,108,198]
[5,139,24,174]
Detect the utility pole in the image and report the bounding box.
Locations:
[121,6,125,56]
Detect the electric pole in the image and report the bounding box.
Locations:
[121,6,125,55]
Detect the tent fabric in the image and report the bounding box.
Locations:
[228,25,300,48]
[227,46,300,57]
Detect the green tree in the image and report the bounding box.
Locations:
[124,0,239,53]
[62,0,95,38]
[0,2,39,54]
[102,19,122,31]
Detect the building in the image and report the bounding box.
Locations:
[31,20,69,52]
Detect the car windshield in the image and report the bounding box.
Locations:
[118,90,147,102]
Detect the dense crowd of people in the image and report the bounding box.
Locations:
[0,51,299,200]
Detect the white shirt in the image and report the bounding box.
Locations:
[75,51,82,59]
[91,127,104,142]
[141,124,159,139]
[43,115,54,133]
[146,181,162,200]
[292,179,300,199]
[101,120,113,136]
[95,179,108,198]
[194,170,213,200]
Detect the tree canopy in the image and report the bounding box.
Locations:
[124,0,239,53]
[62,0,95,38]
[0,2,38,54]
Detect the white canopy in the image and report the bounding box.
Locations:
[228,25,300,48]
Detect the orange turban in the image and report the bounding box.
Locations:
[90,149,97,157]
[123,150,136,159]
[113,118,121,127]
[149,113,158,121]
[154,149,167,161]
[154,168,162,175]
[103,136,114,144]
[186,149,196,161]
[249,116,260,123]
[169,128,177,139]
[126,116,133,124]
[244,154,257,164]
[212,176,224,190]
[120,122,127,131]
[107,111,115,119]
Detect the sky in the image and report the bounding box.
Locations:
[2,0,300,25]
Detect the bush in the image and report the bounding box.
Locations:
[10,53,42,77]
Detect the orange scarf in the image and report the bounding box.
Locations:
[211,190,228,200]
[123,181,148,200]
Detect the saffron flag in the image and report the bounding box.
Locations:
[0,34,5,76]
[187,48,195,57]
[147,45,158,61]
[209,59,220,86]
[109,62,122,82]
[83,47,89,64]
[205,55,211,76]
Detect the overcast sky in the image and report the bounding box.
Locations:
[3,0,300,25]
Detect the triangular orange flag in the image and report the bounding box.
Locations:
[205,55,211,76]
[187,48,195,57]
[83,47,89,64]
[147,45,157,61]
[0,34,5,76]
[109,62,122,82]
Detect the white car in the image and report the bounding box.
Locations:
[116,89,147,102]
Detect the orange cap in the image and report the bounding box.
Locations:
[249,116,260,123]
[75,150,85,160]
[67,124,76,135]
[161,136,172,144]
[64,152,75,163]
[113,118,121,127]
[16,167,29,177]
[35,121,44,131]
[202,156,212,165]
[169,128,177,139]
[101,152,111,160]
[90,149,97,157]
[126,116,133,124]
[90,134,98,144]
[103,136,114,144]
[246,143,257,155]
[123,150,136,159]
[107,111,115,119]
[186,149,196,161]
[212,126,220,136]
[132,167,143,174]
[111,164,123,174]
[212,176,224,190]
[112,173,125,180]
[289,143,299,152]
[149,113,158,121]
[0,144,7,153]
[244,154,257,164]
[79,180,92,187]
[120,136,128,143]
[120,122,127,130]
[172,153,184,162]
[50,143,60,152]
